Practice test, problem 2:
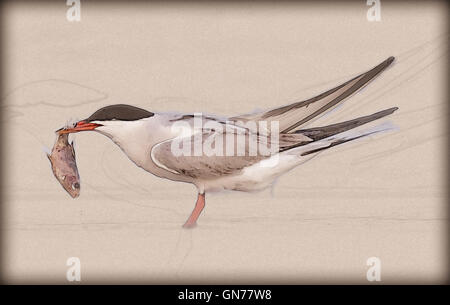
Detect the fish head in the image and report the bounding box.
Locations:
[58,173,80,198]
[49,158,80,198]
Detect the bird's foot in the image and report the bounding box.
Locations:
[182,222,198,229]
[182,193,205,229]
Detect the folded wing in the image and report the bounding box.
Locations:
[230,57,395,133]
[150,121,312,179]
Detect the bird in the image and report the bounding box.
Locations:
[60,56,398,228]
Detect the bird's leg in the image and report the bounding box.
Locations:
[183,193,205,229]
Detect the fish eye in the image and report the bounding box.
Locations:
[72,182,80,189]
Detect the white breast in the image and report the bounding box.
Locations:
[94,115,193,184]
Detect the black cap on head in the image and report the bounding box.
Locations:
[85,104,154,122]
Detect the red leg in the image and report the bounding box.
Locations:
[183,193,205,228]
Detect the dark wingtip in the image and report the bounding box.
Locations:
[386,56,395,65]
[386,106,399,114]
[375,106,398,118]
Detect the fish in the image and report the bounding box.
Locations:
[47,130,80,198]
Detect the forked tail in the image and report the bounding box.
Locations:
[281,107,398,154]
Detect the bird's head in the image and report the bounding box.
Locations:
[59,104,155,135]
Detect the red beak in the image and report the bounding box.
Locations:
[58,121,102,134]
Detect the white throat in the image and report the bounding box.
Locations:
[93,118,155,167]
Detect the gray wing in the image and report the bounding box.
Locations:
[230,57,395,133]
[151,123,312,180]
[151,130,266,179]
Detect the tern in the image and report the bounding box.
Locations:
[60,57,398,228]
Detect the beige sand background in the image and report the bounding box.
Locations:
[1,1,448,283]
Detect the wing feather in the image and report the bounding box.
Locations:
[151,130,267,179]
[151,119,313,179]
[230,57,395,133]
